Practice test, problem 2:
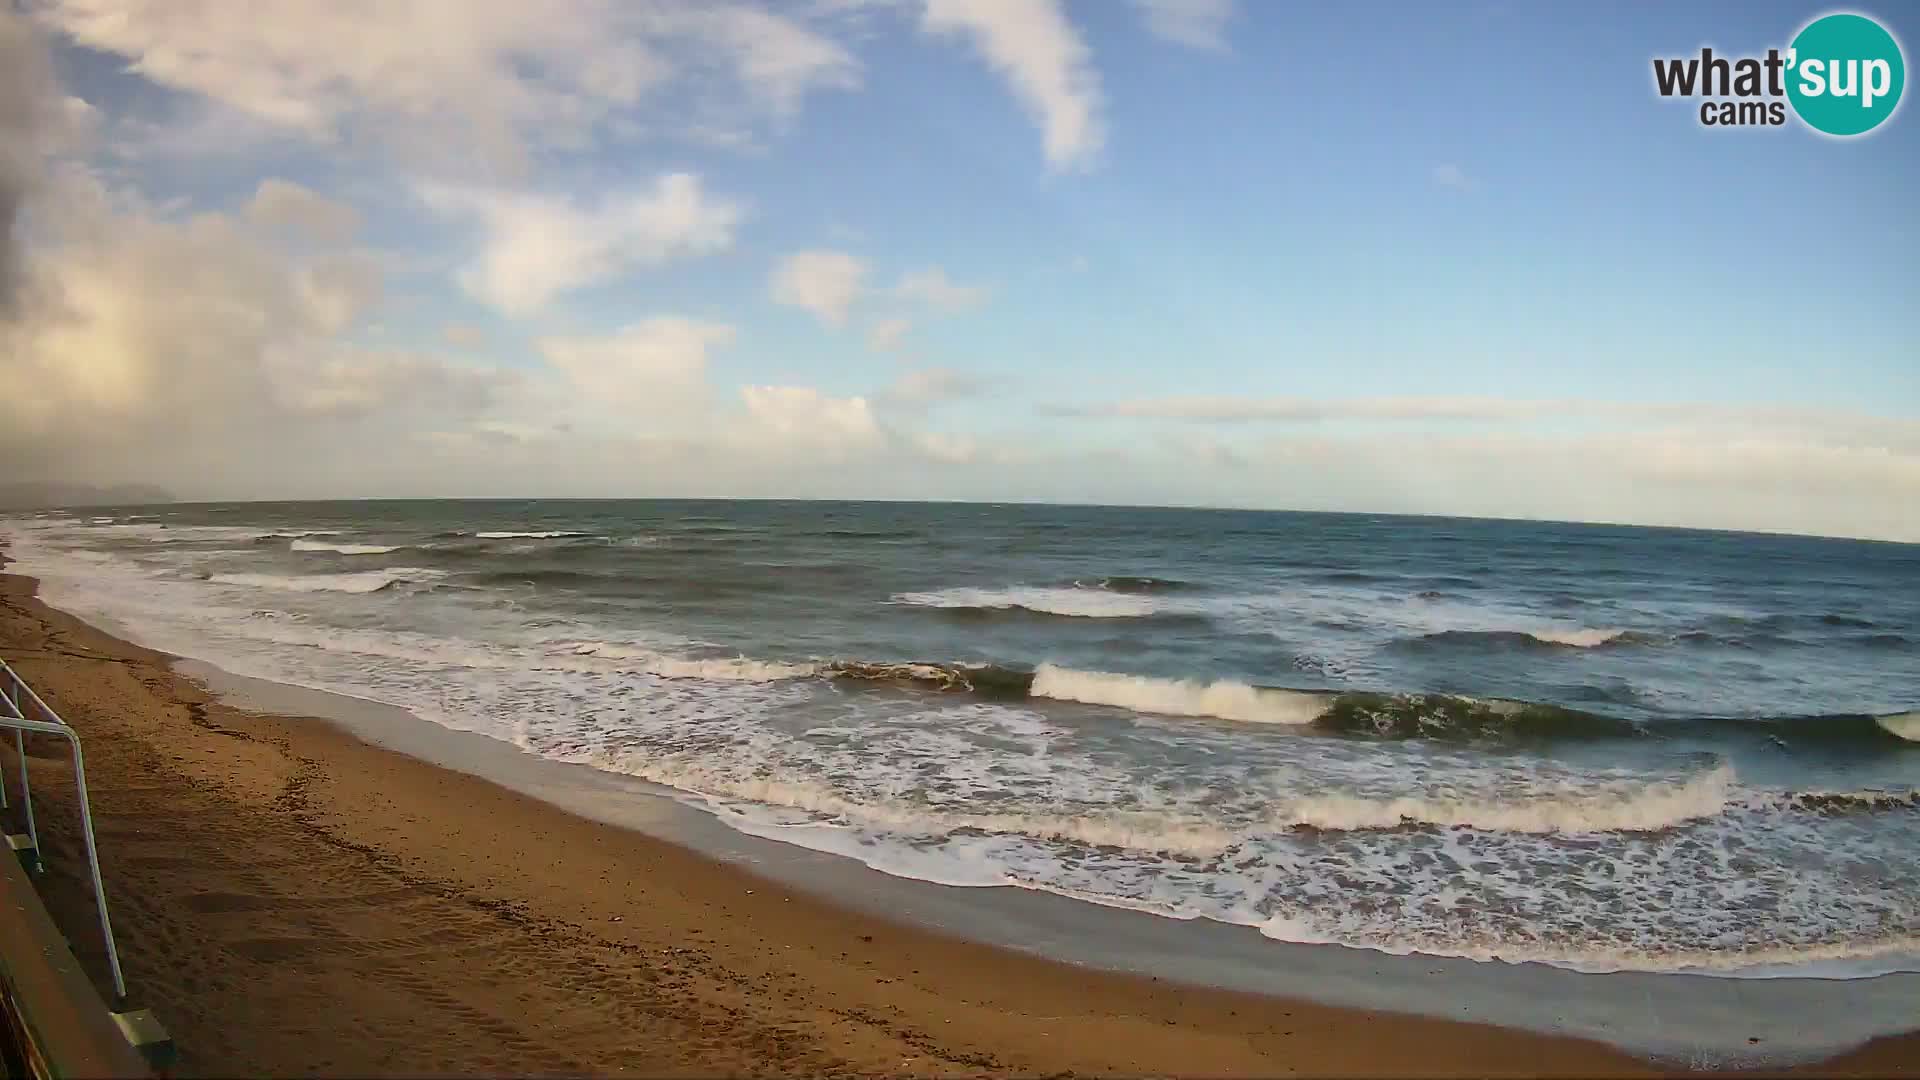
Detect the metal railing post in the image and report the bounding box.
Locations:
[0,660,128,1003]
[67,738,125,1003]
[0,675,11,810]
[15,728,37,866]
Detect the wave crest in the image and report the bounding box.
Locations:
[208,568,445,594]
[1876,711,1920,743]
[1411,627,1632,650]
[892,587,1163,619]
[290,540,405,555]
[1031,664,1325,726]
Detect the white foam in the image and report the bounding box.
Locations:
[1254,915,1920,978]
[473,530,591,539]
[1030,663,1324,725]
[601,757,1242,857]
[209,568,444,594]
[1877,711,1920,742]
[563,641,815,681]
[1528,627,1628,648]
[290,540,405,555]
[1274,763,1737,834]
[893,587,1159,618]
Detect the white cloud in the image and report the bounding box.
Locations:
[0,175,514,490]
[1049,394,1920,452]
[740,384,885,453]
[921,0,1104,170]
[31,0,859,170]
[866,316,911,352]
[894,266,987,311]
[1,11,56,312]
[770,249,867,327]
[420,174,743,316]
[269,348,515,418]
[1432,163,1477,192]
[245,178,360,243]
[295,252,384,334]
[879,366,990,410]
[539,318,735,417]
[442,323,486,348]
[1129,0,1234,50]
[910,429,980,464]
[1055,394,1543,422]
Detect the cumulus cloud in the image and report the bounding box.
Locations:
[29,0,860,171]
[296,252,384,334]
[921,0,1103,170]
[740,385,885,454]
[894,266,987,311]
[442,323,486,348]
[269,348,517,418]
[1,11,55,313]
[539,318,736,418]
[770,249,867,327]
[866,315,911,352]
[1129,0,1235,50]
[420,174,743,315]
[245,178,360,243]
[0,178,512,489]
[0,22,517,491]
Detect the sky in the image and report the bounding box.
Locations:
[0,0,1915,540]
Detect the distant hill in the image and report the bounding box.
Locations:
[0,482,177,509]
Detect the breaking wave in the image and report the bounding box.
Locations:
[1029,664,1324,725]
[891,587,1165,619]
[472,530,593,539]
[1879,711,1920,742]
[1408,627,1634,650]
[607,758,1805,843]
[1278,764,1739,834]
[208,568,446,594]
[290,540,405,555]
[817,661,1918,753]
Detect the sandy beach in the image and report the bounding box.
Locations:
[0,565,1913,1078]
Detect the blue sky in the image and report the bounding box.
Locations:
[2,1,1916,538]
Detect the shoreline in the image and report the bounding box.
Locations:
[1,566,1916,1076]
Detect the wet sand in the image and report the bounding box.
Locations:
[1,565,1914,1077]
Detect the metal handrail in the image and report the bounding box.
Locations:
[0,659,125,1004]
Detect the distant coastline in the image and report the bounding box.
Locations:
[0,482,175,510]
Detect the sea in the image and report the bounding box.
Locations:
[4,500,1916,980]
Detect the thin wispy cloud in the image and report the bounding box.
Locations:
[1432,163,1478,192]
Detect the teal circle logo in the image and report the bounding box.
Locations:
[1786,13,1905,136]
